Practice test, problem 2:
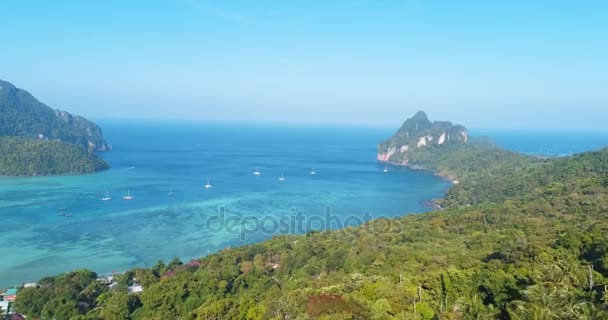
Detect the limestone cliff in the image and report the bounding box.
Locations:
[378,111,468,165]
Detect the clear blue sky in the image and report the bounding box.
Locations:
[1,0,607,129]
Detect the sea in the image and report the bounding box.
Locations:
[0,120,606,287]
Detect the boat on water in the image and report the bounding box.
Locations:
[59,207,67,211]
[168,188,174,196]
[204,178,213,189]
[253,167,261,176]
[65,214,73,217]
[123,190,134,200]
[309,168,316,175]
[101,191,111,201]
[383,166,388,173]
[278,172,286,181]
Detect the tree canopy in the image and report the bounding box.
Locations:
[0,136,109,175]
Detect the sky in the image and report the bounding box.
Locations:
[1,0,607,129]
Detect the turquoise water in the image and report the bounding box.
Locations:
[3,123,605,287]
[0,121,450,286]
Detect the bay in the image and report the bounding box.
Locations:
[0,120,449,286]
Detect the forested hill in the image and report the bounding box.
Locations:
[12,122,608,319]
[0,137,109,175]
[0,79,110,151]
[0,80,110,175]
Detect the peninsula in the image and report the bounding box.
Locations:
[0,80,110,175]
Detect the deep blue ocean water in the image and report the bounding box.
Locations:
[0,121,606,287]
[471,129,608,157]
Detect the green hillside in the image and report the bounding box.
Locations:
[0,137,109,176]
[0,80,110,151]
[0,80,110,175]
[11,120,608,319]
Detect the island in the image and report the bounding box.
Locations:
[9,112,608,319]
[0,80,110,175]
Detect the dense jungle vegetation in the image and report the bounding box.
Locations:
[0,136,109,175]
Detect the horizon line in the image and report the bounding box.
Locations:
[90,116,608,133]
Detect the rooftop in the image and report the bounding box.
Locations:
[4,288,17,295]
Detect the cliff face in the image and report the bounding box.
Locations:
[0,79,110,151]
[54,109,111,151]
[378,111,468,164]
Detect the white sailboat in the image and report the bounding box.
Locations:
[168,188,174,196]
[278,172,285,182]
[383,166,389,173]
[123,190,134,200]
[309,168,316,175]
[204,178,213,189]
[101,191,111,201]
[253,167,261,176]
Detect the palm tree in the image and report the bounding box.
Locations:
[508,264,589,320]
[458,294,496,320]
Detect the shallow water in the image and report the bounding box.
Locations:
[0,120,450,286]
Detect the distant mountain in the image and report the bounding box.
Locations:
[0,79,110,151]
[377,111,469,164]
[0,80,110,175]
